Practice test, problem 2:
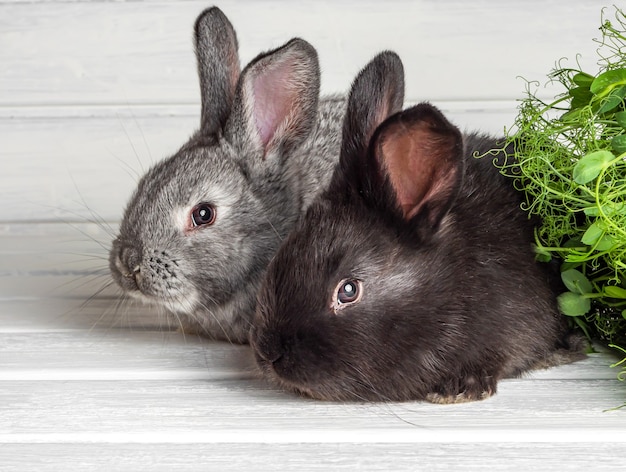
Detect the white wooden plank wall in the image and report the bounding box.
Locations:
[2,0,626,470]
[1,0,607,222]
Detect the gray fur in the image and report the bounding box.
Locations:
[109,7,345,342]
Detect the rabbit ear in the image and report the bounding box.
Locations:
[371,104,464,228]
[339,51,405,171]
[225,38,320,159]
[194,7,240,136]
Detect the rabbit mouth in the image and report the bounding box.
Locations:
[251,343,335,400]
[253,354,316,399]
[123,283,198,315]
[111,246,197,312]
[256,360,356,402]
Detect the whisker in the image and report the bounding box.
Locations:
[170,310,188,342]
[194,299,234,345]
[67,173,115,235]
[77,278,117,311]
[127,106,154,167]
[340,359,426,428]
[61,252,110,264]
[116,111,146,175]
[58,220,112,253]
[87,285,124,334]
[105,143,142,185]
[53,271,109,297]
[265,216,283,243]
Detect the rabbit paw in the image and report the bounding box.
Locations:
[425,375,497,404]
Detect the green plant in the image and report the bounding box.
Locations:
[493,7,626,377]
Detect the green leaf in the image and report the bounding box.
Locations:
[596,234,616,251]
[612,134,626,154]
[560,108,582,123]
[597,85,626,114]
[535,253,551,263]
[561,269,593,294]
[572,71,595,87]
[569,86,593,109]
[583,202,626,217]
[558,291,591,316]
[622,310,626,320]
[572,150,615,184]
[590,69,626,96]
[563,237,584,248]
[569,86,591,99]
[615,111,626,129]
[581,221,604,246]
[583,206,601,216]
[604,286,626,299]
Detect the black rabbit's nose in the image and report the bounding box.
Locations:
[258,343,285,366]
[253,332,286,365]
[265,350,285,366]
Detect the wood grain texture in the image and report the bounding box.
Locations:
[2,1,626,469]
[0,0,605,105]
[1,105,515,222]
[0,332,624,437]
[2,443,624,472]
[0,0,609,222]
[1,223,625,472]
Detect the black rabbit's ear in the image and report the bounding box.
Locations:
[194,7,240,136]
[225,38,320,160]
[339,51,405,172]
[371,103,464,229]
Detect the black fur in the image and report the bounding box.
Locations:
[250,52,586,402]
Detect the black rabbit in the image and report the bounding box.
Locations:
[250,51,585,402]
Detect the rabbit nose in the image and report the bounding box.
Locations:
[263,350,284,366]
[120,245,142,274]
[254,332,286,365]
[113,244,142,288]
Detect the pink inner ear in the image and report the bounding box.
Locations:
[252,60,298,148]
[380,121,458,220]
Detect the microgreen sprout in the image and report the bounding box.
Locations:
[491,6,626,379]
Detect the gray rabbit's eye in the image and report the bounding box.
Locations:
[331,278,363,312]
[191,203,216,227]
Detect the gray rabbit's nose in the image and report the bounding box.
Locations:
[112,243,143,290]
[119,245,142,276]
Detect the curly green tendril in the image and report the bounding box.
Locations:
[489,7,626,381]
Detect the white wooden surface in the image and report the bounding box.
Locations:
[2,0,626,470]
[2,223,626,470]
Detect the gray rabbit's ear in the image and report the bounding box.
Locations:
[194,7,240,136]
[371,104,464,226]
[340,51,404,169]
[225,38,320,160]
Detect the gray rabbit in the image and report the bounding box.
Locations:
[109,7,345,343]
[251,51,586,402]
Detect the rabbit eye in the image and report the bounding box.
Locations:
[332,278,362,312]
[338,280,359,303]
[191,203,216,227]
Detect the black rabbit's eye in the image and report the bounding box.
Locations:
[191,203,216,227]
[338,280,360,303]
[332,278,362,312]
